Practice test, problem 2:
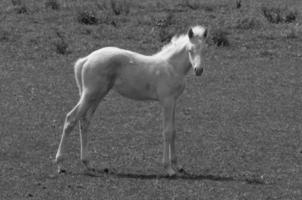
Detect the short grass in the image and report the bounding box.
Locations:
[1,0,302,199]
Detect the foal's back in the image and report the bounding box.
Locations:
[83,47,168,101]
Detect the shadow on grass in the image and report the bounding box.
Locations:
[81,168,266,185]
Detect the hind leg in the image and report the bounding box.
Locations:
[77,81,112,171]
[79,99,100,171]
[55,104,80,173]
[55,95,93,173]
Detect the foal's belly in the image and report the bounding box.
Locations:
[113,76,158,101]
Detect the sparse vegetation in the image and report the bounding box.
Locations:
[158,27,174,43]
[54,31,69,55]
[10,0,28,14]
[261,6,298,24]
[209,29,230,47]
[180,0,215,12]
[182,0,201,10]
[0,29,10,41]
[153,12,174,28]
[45,0,60,10]
[235,0,241,9]
[77,8,98,25]
[13,4,28,14]
[11,0,21,6]
[109,0,130,15]
[281,24,302,39]
[235,16,262,30]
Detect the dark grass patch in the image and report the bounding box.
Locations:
[153,12,174,28]
[77,9,98,25]
[53,31,69,55]
[11,0,21,6]
[10,0,27,14]
[182,0,200,10]
[181,0,214,11]
[208,29,230,47]
[109,0,130,15]
[158,27,174,43]
[235,17,262,30]
[45,0,60,10]
[179,0,225,12]
[281,24,302,39]
[0,29,11,42]
[13,4,28,14]
[235,0,241,9]
[261,6,298,24]
[154,12,175,42]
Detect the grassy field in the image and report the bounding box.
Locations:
[1,0,302,199]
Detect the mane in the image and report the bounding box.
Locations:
[153,34,189,57]
[153,25,206,58]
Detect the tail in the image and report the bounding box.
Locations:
[74,57,87,96]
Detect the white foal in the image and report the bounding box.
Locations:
[55,25,208,176]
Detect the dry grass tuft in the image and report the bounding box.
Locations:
[53,31,69,55]
[208,29,230,47]
[281,24,302,39]
[77,8,98,25]
[261,6,298,24]
[108,0,130,15]
[45,0,60,10]
[235,16,262,30]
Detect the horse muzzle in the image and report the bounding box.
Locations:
[194,67,203,76]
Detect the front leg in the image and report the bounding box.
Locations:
[161,98,177,176]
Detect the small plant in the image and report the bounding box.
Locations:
[0,29,10,42]
[154,12,174,28]
[284,10,298,23]
[180,0,215,11]
[183,0,200,10]
[158,28,174,43]
[262,7,283,24]
[109,0,130,15]
[98,11,115,26]
[45,0,60,10]
[236,17,261,30]
[208,29,230,47]
[236,0,241,9]
[15,5,27,14]
[54,31,69,55]
[281,24,301,39]
[11,0,21,6]
[261,6,298,24]
[11,0,27,14]
[77,9,98,25]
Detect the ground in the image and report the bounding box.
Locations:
[1,0,302,199]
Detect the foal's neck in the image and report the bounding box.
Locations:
[166,45,191,76]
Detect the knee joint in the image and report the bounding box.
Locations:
[64,114,77,131]
[163,129,176,141]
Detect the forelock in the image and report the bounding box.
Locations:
[192,26,206,38]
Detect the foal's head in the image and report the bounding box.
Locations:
[187,26,208,76]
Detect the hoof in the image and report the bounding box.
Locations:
[166,168,177,177]
[82,159,92,169]
[58,168,66,174]
[84,168,98,176]
[178,167,185,173]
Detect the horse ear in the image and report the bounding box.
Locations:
[203,28,208,38]
[188,28,194,39]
